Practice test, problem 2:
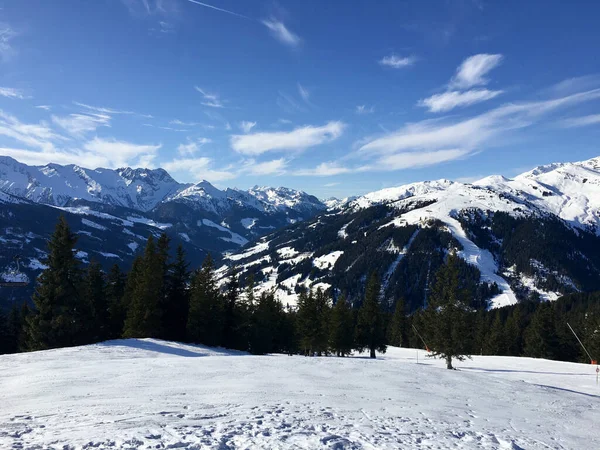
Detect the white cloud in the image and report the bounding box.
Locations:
[170,119,202,126]
[0,25,17,61]
[243,158,287,175]
[239,121,257,133]
[298,83,310,103]
[36,105,52,111]
[0,110,66,152]
[185,0,251,20]
[230,121,345,155]
[379,54,416,69]
[419,89,503,113]
[450,53,503,89]
[357,88,600,170]
[73,102,134,115]
[52,113,111,136]
[296,162,353,176]
[324,182,339,187]
[262,18,301,47]
[83,137,161,168]
[162,157,236,182]
[356,105,375,115]
[194,86,224,108]
[0,87,27,99]
[177,137,212,155]
[560,114,600,128]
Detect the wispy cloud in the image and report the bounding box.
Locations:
[52,113,111,137]
[177,137,212,155]
[239,121,257,133]
[230,121,345,155]
[449,53,503,89]
[277,91,305,113]
[0,86,27,99]
[262,18,301,47]
[560,113,600,128]
[243,158,287,175]
[297,87,600,176]
[0,24,17,62]
[163,157,236,182]
[378,54,416,69]
[185,0,251,20]
[83,137,161,168]
[0,109,66,152]
[298,83,310,103]
[74,102,134,115]
[419,89,503,113]
[36,105,52,111]
[194,86,225,108]
[356,105,375,115]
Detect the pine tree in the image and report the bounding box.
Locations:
[388,298,407,348]
[123,235,164,338]
[424,252,473,369]
[296,289,320,355]
[329,294,354,356]
[187,254,224,346]
[163,244,190,342]
[524,302,557,359]
[26,216,91,350]
[249,291,285,354]
[485,313,507,356]
[84,260,108,342]
[222,271,242,350]
[106,264,127,339]
[355,273,387,359]
[313,288,331,356]
[119,257,142,336]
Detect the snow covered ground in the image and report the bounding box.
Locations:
[1,339,598,449]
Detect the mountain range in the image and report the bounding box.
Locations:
[1,155,599,312]
[219,156,600,312]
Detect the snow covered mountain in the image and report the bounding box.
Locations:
[0,156,326,217]
[220,156,600,310]
[0,157,326,305]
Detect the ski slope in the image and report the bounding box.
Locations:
[1,339,598,449]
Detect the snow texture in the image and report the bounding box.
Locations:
[0,339,598,449]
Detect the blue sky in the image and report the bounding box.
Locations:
[1,0,600,198]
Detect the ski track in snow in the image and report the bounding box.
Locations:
[1,339,598,450]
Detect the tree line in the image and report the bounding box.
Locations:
[1,216,599,369]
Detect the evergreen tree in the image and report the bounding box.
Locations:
[26,216,91,350]
[0,307,10,354]
[388,298,407,348]
[84,260,108,342]
[355,273,387,359]
[424,253,473,369]
[505,306,523,356]
[485,313,507,356]
[249,291,285,354]
[329,294,354,356]
[524,302,558,359]
[105,264,127,339]
[119,257,142,336]
[313,288,331,356]
[187,254,224,346]
[123,235,164,338]
[163,245,190,342]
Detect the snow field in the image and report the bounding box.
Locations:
[1,339,598,449]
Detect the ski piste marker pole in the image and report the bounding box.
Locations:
[412,324,430,352]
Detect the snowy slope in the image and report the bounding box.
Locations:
[0,156,184,211]
[0,156,326,217]
[0,339,598,449]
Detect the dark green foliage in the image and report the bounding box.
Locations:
[84,260,108,342]
[524,302,558,359]
[296,289,330,355]
[123,235,165,338]
[424,253,473,369]
[187,255,224,346]
[388,298,407,347]
[329,294,354,356]
[26,216,92,350]
[163,245,190,342]
[249,292,286,355]
[105,264,127,339]
[355,273,387,358]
